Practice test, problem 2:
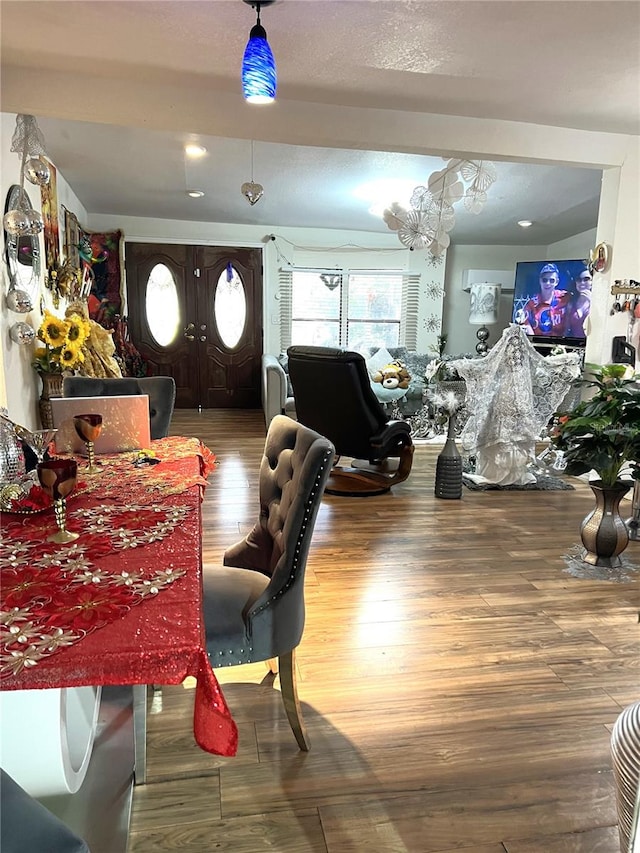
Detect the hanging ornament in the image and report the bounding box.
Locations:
[241,140,264,206]
[3,115,49,246]
[384,157,497,253]
[24,156,51,187]
[241,181,264,206]
[6,288,33,313]
[397,210,435,251]
[3,207,31,236]
[382,203,408,231]
[9,322,36,345]
[459,160,497,192]
[464,190,488,214]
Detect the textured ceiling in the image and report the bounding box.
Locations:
[2,1,637,243]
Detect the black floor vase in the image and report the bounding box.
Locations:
[434,414,462,500]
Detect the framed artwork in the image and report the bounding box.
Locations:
[63,207,82,269]
[40,159,60,273]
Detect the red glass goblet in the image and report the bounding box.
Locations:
[37,458,79,543]
[73,414,103,474]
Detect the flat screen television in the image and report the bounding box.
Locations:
[511,259,591,349]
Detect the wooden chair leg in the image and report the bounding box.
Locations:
[278,649,310,751]
[266,658,278,674]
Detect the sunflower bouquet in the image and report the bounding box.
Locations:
[32,310,91,374]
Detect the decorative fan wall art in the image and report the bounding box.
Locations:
[383,159,497,258]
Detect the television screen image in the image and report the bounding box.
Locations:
[511,259,592,347]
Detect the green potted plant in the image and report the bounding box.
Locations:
[551,363,640,567]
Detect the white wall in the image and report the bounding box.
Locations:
[547,228,597,260]
[87,213,446,356]
[1,113,87,429]
[589,145,640,370]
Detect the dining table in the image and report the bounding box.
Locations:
[0,435,239,780]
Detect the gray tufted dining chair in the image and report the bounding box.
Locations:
[202,415,334,750]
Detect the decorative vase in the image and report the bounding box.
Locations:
[610,700,640,853]
[434,413,462,499]
[38,371,64,430]
[580,479,631,567]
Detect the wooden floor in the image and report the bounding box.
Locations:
[128,409,639,853]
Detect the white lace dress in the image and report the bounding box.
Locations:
[450,325,582,485]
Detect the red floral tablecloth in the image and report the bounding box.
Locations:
[0,437,238,757]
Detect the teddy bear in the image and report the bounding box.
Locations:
[371,360,411,390]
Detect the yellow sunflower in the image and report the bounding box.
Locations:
[59,344,85,369]
[65,313,91,348]
[39,311,69,347]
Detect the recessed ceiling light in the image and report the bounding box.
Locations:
[517,219,533,228]
[186,189,205,198]
[184,144,207,158]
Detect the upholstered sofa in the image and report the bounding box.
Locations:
[262,347,471,427]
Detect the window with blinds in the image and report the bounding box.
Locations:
[280,269,419,352]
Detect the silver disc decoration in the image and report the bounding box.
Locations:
[9,322,36,345]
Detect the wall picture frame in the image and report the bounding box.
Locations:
[63,207,82,270]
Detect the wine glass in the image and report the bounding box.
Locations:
[73,414,103,474]
[37,458,79,543]
[15,426,58,464]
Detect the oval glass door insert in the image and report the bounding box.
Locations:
[145,264,180,346]
[215,264,246,349]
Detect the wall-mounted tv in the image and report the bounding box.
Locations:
[511,259,592,348]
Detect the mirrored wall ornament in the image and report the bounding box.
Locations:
[6,288,32,314]
[3,199,44,238]
[24,156,51,187]
[4,184,42,299]
[3,115,49,239]
[9,322,36,345]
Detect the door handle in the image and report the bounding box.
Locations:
[184,323,195,341]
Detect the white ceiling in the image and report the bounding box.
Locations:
[2,1,638,245]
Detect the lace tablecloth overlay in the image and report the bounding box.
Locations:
[0,436,238,757]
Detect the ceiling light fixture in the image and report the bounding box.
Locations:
[517,219,533,228]
[241,0,277,104]
[186,189,205,198]
[184,144,207,158]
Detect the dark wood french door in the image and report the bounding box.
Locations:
[125,243,263,409]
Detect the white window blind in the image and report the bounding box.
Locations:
[281,267,418,351]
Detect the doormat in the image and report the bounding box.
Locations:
[563,545,640,583]
[462,473,574,491]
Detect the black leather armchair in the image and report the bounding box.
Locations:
[287,345,414,495]
[62,376,176,440]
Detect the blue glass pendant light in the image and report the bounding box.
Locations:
[241,0,277,104]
